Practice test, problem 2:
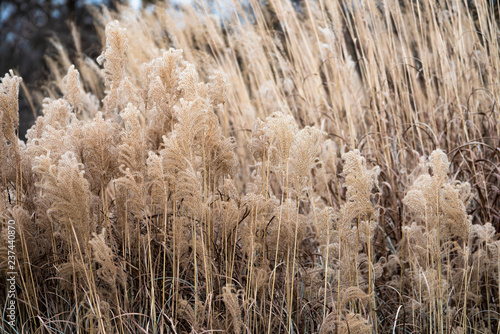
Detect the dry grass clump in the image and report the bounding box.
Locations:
[1,0,500,332]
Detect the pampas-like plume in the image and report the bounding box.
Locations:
[0,71,22,184]
[33,151,91,247]
[119,103,147,172]
[89,228,126,299]
[222,285,242,334]
[146,150,169,207]
[97,20,128,113]
[178,62,201,101]
[174,163,205,220]
[289,126,324,194]
[0,71,21,145]
[208,70,229,106]
[26,98,72,142]
[337,313,372,334]
[404,149,472,241]
[266,111,298,173]
[249,112,323,196]
[340,149,380,227]
[62,65,82,112]
[74,112,120,192]
[177,298,207,332]
[143,49,184,148]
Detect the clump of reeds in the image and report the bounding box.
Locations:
[1,0,500,332]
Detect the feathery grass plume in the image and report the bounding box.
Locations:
[146,77,173,142]
[114,166,146,223]
[119,75,141,107]
[0,71,22,185]
[57,257,88,294]
[178,62,201,101]
[313,206,337,257]
[212,197,240,241]
[319,312,337,334]
[177,298,207,332]
[97,20,128,113]
[451,222,500,307]
[143,48,183,102]
[174,163,205,220]
[159,64,238,188]
[33,151,91,248]
[248,118,271,164]
[208,70,229,106]
[289,126,324,195]
[25,98,75,164]
[73,112,120,192]
[265,111,299,175]
[62,65,82,112]
[403,222,430,266]
[334,149,380,290]
[486,239,500,286]
[162,98,210,171]
[0,71,21,144]
[249,112,323,198]
[313,139,337,201]
[340,149,380,227]
[118,103,147,172]
[26,126,75,169]
[470,222,496,249]
[146,150,169,208]
[404,149,472,241]
[28,98,72,137]
[339,286,370,310]
[403,149,476,331]
[222,284,242,334]
[337,312,372,334]
[201,111,238,180]
[143,49,183,149]
[239,192,279,259]
[89,228,126,300]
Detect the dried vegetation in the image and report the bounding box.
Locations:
[1,0,500,333]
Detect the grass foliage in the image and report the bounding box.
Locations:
[1,0,500,332]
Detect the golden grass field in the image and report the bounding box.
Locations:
[1,0,500,332]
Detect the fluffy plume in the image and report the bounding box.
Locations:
[222,285,242,334]
[337,313,372,334]
[89,228,126,299]
[404,149,472,241]
[289,126,324,194]
[266,111,298,173]
[62,65,82,112]
[0,71,22,184]
[340,149,380,226]
[118,103,147,172]
[74,112,120,192]
[97,20,128,113]
[0,71,21,144]
[209,70,229,106]
[33,151,91,247]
